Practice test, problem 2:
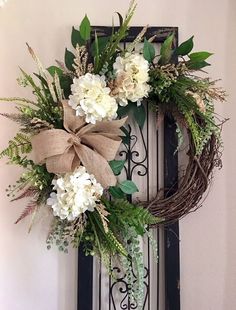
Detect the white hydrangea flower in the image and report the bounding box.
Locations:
[113,53,150,106]
[0,0,7,7]
[47,166,103,221]
[68,73,118,124]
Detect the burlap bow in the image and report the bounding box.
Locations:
[31,100,127,188]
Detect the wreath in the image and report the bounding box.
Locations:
[0,1,226,306]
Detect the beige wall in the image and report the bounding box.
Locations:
[0,0,235,309]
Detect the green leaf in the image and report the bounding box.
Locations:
[188,51,213,62]
[93,31,100,69]
[91,36,110,57]
[80,15,91,41]
[118,180,139,194]
[143,38,155,63]
[71,26,85,48]
[121,126,131,145]
[59,75,73,99]
[117,103,133,117]
[159,33,174,65]
[187,60,210,70]
[64,48,75,71]
[115,12,123,27]
[34,73,47,87]
[93,1,136,73]
[47,66,63,77]
[118,102,146,128]
[19,68,45,102]
[109,160,125,175]
[175,36,194,56]
[109,186,125,199]
[133,103,146,128]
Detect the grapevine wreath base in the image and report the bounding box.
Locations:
[146,130,223,224]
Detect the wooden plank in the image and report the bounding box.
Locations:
[164,115,180,310]
[78,246,93,310]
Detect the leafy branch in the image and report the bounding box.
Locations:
[94,0,137,73]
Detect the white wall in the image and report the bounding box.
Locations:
[0,0,235,309]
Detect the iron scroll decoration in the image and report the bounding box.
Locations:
[78,26,180,310]
[110,121,150,310]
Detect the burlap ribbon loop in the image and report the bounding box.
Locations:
[31,100,127,188]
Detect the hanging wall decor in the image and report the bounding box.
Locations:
[0,1,226,307]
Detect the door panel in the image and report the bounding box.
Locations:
[78,26,180,310]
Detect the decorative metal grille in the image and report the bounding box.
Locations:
[78,26,180,310]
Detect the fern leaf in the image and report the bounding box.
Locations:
[0,133,32,159]
[109,199,162,228]
[15,202,38,224]
[11,187,39,202]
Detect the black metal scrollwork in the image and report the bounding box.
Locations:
[110,266,149,310]
[109,121,149,310]
[119,124,148,180]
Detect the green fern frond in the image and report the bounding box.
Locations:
[113,198,160,224]
[106,198,162,236]
[0,133,32,159]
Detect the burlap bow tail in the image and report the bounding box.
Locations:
[31,101,127,188]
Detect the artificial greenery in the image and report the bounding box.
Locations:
[147,36,225,154]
